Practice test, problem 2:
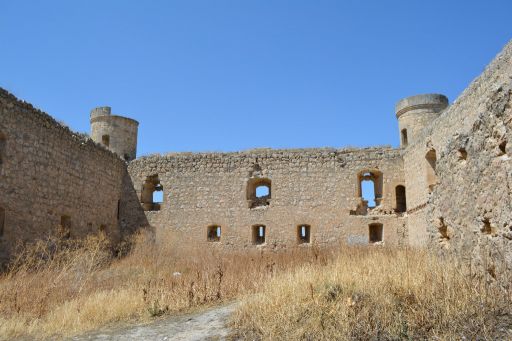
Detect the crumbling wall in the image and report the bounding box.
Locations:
[429,82,512,274]
[127,147,406,252]
[0,88,143,262]
[403,40,512,271]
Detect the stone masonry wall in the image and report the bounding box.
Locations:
[0,88,130,262]
[403,40,512,271]
[2,40,511,269]
[127,147,407,252]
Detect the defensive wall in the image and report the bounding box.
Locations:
[410,40,512,272]
[0,40,511,272]
[126,147,407,252]
[0,89,147,262]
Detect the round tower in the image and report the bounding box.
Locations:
[90,106,139,161]
[395,94,448,147]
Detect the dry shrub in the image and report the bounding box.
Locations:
[0,230,334,340]
[231,247,512,340]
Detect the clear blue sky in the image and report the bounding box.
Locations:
[1,1,511,156]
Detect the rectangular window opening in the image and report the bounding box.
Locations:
[401,129,408,146]
[208,225,221,242]
[369,223,383,244]
[297,224,311,244]
[252,225,266,245]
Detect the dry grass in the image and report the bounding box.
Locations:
[1,233,511,340]
[231,247,512,340]
[0,230,334,340]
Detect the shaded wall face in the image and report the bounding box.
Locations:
[428,84,512,271]
[127,148,406,252]
[0,90,127,261]
[403,41,512,267]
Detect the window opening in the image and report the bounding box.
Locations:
[256,185,270,198]
[297,224,311,244]
[141,175,163,211]
[207,225,221,242]
[247,178,271,208]
[361,179,376,207]
[357,170,383,209]
[395,185,406,213]
[369,223,383,243]
[102,134,110,147]
[153,185,164,203]
[252,225,266,245]
[401,129,408,146]
[425,149,437,192]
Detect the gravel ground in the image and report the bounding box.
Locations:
[71,302,237,341]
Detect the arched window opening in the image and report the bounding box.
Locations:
[395,185,406,213]
[141,175,163,211]
[0,133,6,173]
[101,134,110,147]
[401,129,408,147]
[361,178,376,207]
[297,224,311,244]
[247,178,271,208]
[252,225,266,245]
[425,149,437,192]
[0,207,5,237]
[256,185,270,198]
[207,225,221,242]
[357,170,383,210]
[369,223,383,244]
[153,185,164,203]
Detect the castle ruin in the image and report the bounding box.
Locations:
[1,41,511,270]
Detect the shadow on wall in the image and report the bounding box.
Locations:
[119,170,150,237]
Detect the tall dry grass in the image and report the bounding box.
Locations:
[0,230,334,340]
[231,247,512,340]
[1,232,511,340]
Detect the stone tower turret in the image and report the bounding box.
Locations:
[395,94,448,147]
[90,106,139,161]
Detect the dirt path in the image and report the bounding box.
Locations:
[71,302,237,341]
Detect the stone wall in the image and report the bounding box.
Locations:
[127,147,407,252]
[403,40,512,270]
[2,39,511,269]
[0,88,140,262]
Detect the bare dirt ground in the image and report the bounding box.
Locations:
[71,302,237,341]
